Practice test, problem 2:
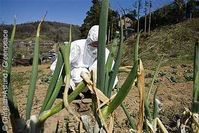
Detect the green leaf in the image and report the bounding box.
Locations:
[40,51,64,113]
[144,100,152,121]
[121,103,136,129]
[97,0,109,93]
[26,19,44,120]
[147,56,164,101]
[44,76,63,111]
[38,81,87,123]
[153,88,158,119]
[107,18,124,97]
[7,17,20,118]
[101,32,140,120]
[101,61,138,120]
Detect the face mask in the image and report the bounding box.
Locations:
[87,44,97,57]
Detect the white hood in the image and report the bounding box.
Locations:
[85,25,99,45]
[83,25,99,66]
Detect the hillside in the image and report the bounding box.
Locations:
[0,21,81,58]
[0,21,81,42]
[123,18,199,66]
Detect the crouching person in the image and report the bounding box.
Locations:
[50,25,118,98]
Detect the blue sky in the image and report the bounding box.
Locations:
[0,0,173,25]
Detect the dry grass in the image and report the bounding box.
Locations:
[123,18,199,66]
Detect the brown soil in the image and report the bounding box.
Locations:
[0,62,193,132]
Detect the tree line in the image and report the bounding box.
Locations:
[80,0,199,38]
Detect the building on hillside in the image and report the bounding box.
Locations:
[119,17,136,39]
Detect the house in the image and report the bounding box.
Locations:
[119,17,136,38]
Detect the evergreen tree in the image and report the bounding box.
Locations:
[80,0,119,39]
[80,0,100,38]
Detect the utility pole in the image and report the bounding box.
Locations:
[148,0,152,35]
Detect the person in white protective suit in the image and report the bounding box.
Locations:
[50,25,118,90]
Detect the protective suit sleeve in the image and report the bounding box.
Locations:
[50,59,57,73]
[50,42,80,73]
[88,48,110,71]
[88,48,118,88]
[69,42,80,64]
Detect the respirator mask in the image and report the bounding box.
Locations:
[86,40,98,57]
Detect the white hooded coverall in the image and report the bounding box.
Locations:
[50,25,118,88]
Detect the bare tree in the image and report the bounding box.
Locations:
[118,6,128,39]
[144,0,148,34]
[136,0,142,33]
[148,0,152,34]
[174,0,185,21]
[121,8,128,38]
